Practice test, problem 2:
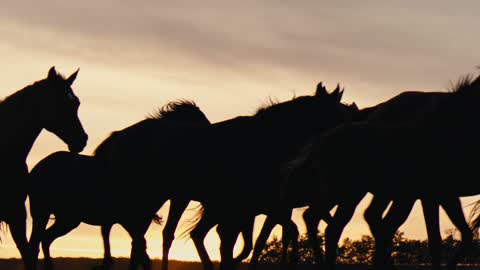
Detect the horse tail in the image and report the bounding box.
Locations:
[469,199,480,237]
[177,204,205,240]
[0,221,7,242]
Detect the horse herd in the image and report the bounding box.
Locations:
[1,66,479,270]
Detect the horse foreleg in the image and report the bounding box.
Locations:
[421,198,441,270]
[281,217,299,270]
[442,197,474,270]
[233,217,254,266]
[217,223,239,270]
[162,199,189,270]
[41,217,80,270]
[364,195,391,241]
[91,224,114,270]
[303,206,325,266]
[6,204,34,270]
[124,219,152,270]
[28,211,49,269]
[249,214,278,270]
[373,198,415,270]
[324,194,363,270]
[190,210,215,270]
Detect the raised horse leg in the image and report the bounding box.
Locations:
[161,199,189,270]
[421,198,441,270]
[371,198,415,270]
[6,201,34,270]
[324,194,364,270]
[441,197,474,270]
[41,217,81,270]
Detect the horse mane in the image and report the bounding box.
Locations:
[449,74,480,94]
[94,99,208,156]
[0,72,67,109]
[146,99,203,121]
[254,93,304,117]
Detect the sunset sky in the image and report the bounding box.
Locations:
[0,0,479,261]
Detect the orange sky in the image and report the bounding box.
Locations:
[0,0,479,261]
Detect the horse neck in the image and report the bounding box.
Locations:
[0,87,43,163]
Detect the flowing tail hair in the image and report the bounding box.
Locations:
[469,199,480,239]
[176,204,205,240]
[152,214,163,225]
[0,221,7,242]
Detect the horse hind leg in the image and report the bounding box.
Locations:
[162,199,189,270]
[441,197,474,270]
[41,217,80,270]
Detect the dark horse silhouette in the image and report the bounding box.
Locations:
[90,83,355,270]
[168,84,358,270]
[0,67,87,270]
[282,75,480,270]
[28,100,209,270]
[98,100,214,270]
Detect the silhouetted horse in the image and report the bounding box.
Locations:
[91,83,356,270]
[180,84,360,270]
[28,100,210,270]
[182,84,356,270]
[98,100,214,270]
[0,67,87,270]
[283,75,480,270]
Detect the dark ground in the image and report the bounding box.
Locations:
[0,258,478,270]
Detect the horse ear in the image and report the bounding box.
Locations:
[338,87,344,102]
[66,68,80,86]
[315,82,328,97]
[330,83,343,102]
[48,66,57,80]
[351,102,358,110]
